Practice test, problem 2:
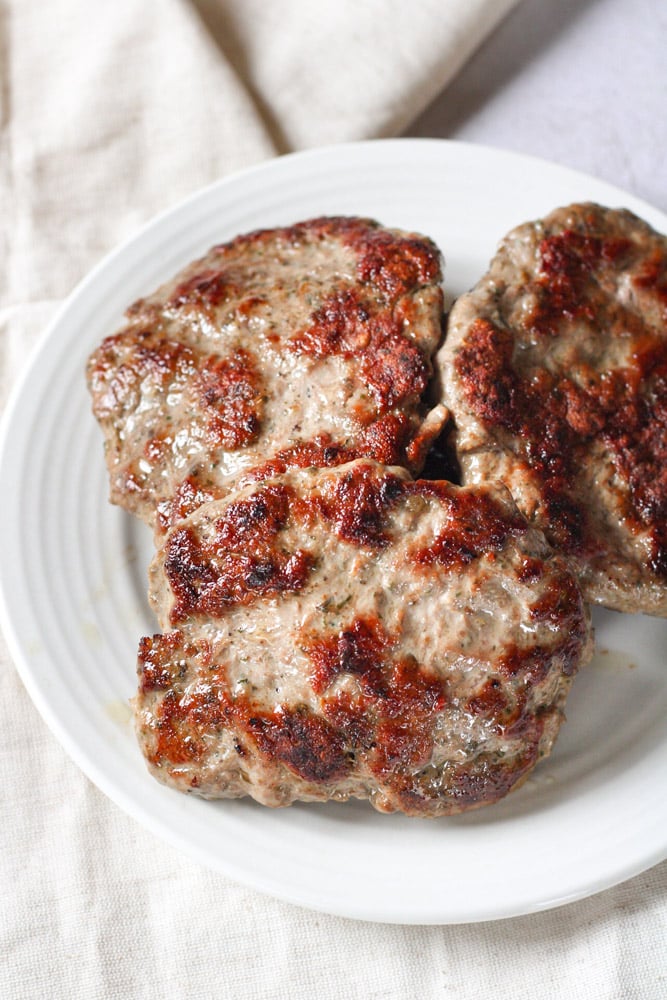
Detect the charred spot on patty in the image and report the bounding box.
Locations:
[163,485,312,623]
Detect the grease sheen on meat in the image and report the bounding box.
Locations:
[135,460,592,816]
[438,203,667,616]
[87,217,447,534]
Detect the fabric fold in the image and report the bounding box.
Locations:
[2,0,521,306]
[194,0,522,149]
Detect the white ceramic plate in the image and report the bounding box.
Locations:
[1,140,666,925]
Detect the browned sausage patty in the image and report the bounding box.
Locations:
[135,460,592,816]
[87,217,447,535]
[437,203,667,616]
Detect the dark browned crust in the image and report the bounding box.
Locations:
[407,479,528,570]
[162,484,312,624]
[288,287,430,410]
[442,203,667,613]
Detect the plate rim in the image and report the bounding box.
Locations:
[1,137,666,925]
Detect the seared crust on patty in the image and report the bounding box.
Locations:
[86,217,447,535]
[135,460,592,816]
[437,203,667,616]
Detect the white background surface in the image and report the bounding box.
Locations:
[1,0,666,997]
[409,0,666,215]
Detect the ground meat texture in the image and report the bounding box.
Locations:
[86,217,447,536]
[135,460,593,817]
[437,203,667,616]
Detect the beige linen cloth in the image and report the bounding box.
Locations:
[1,2,666,998]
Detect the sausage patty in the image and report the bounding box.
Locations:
[437,203,667,616]
[87,217,447,535]
[135,460,592,816]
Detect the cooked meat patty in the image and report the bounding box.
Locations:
[437,203,667,616]
[135,460,592,816]
[87,217,447,535]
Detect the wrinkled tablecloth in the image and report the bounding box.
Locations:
[1,1,666,997]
